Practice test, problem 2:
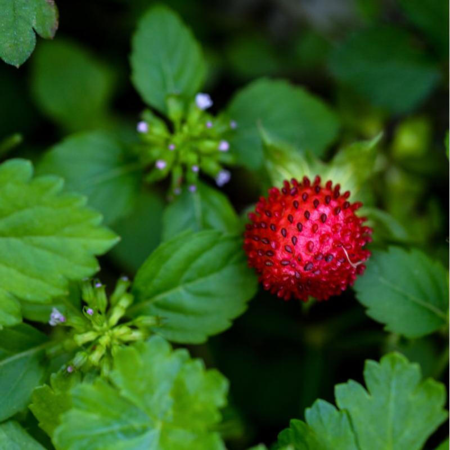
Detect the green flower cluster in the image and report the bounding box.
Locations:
[136,93,237,194]
[49,278,160,376]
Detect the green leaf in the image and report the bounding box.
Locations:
[274,401,358,450]
[329,26,440,114]
[0,0,58,67]
[110,189,164,273]
[0,159,118,327]
[131,4,206,113]
[38,131,142,225]
[399,0,449,55]
[361,208,411,244]
[263,130,379,200]
[54,336,228,450]
[30,370,81,437]
[130,230,257,344]
[435,438,449,450]
[354,247,449,338]
[162,182,241,241]
[227,78,339,170]
[335,353,448,450]
[274,353,447,450]
[0,421,45,449]
[0,324,48,421]
[31,39,115,131]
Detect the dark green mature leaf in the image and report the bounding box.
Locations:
[30,371,81,437]
[227,78,339,170]
[274,353,447,450]
[335,353,448,450]
[131,4,206,113]
[0,0,58,67]
[110,189,164,272]
[0,159,118,327]
[329,26,440,114]
[31,40,114,131]
[38,131,142,225]
[399,0,449,55]
[354,247,449,338]
[162,182,241,241]
[130,230,257,343]
[0,421,45,449]
[0,324,48,421]
[54,336,228,450]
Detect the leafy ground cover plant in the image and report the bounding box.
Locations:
[0,1,448,449]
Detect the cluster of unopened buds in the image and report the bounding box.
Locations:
[136,92,237,195]
[48,277,161,376]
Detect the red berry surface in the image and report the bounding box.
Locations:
[244,176,373,301]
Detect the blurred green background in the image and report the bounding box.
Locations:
[0,0,448,448]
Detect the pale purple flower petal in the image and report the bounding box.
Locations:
[230,120,237,129]
[156,160,167,170]
[49,308,66,326]
[195,93,213,110]
[168,144,176,151]
[206,121,213,128]
[191,165,199,173]
[189,184,197,192]
[218,140,229,152]
[86,308,94,316]
[137,121,148,133]
[216,170,231,187]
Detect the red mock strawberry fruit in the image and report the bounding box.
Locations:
[244,176,372,301]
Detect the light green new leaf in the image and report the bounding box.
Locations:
[227,78,339,170]
[0,421,45,449]
[329,26,440,114]
[30,370,81,437]
[130,230,257,343]
[274,401,357,450]
[54,336,228,450]
[38,131,142,225]
[0,0,58,67]
[354,247,449,338]
[131,4,206,113]
[263,131,379,200]
[0,159,118,326]
[0,324,48,421]
[274,353,447,450]
[31,40,115,131]
[336,353,448,450]
[162,182,241,241]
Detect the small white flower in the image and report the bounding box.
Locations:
[156,160,167,170]
[216,170,231,187]
[137,121,148,133]
[49,308,66,326]
[195,93,213,110]
[218,140,229,152]
[67,365,74,373]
